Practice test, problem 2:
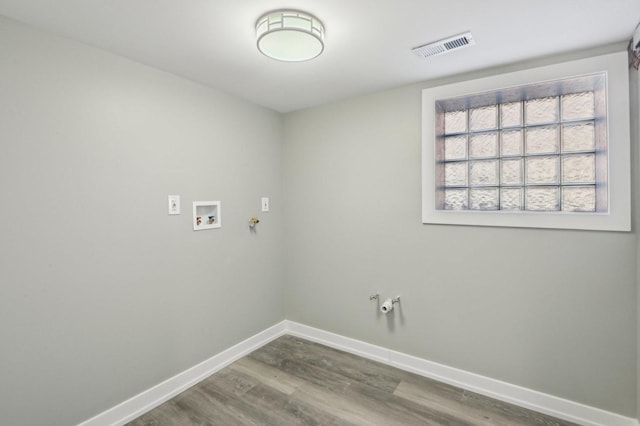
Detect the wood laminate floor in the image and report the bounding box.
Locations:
[127,335,578,426]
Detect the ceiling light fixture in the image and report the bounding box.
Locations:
[256,10,325,62]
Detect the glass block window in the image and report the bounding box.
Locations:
[435,73,607,213]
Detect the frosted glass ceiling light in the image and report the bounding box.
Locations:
[256,10,325,62]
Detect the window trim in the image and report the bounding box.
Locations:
[422,51,630,231]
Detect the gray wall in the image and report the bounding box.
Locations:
[283,46,638,417]
[0,17,284,426]
[634,63,640,421]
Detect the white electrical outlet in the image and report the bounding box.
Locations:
[261,197,269,212]
[168,195,181,215]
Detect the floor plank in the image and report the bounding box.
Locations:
[126,335,578,426]
[229,357,305,395]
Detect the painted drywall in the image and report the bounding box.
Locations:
[633,63,640,421]
[283,46,637,417]
[0,17,284,426]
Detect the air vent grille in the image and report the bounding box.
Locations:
[412,32,475,58]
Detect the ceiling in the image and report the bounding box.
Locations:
[0,1,638,112]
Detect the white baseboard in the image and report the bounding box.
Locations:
[77,321,288,426]
[77,319,638,426]
[284,320,638,426]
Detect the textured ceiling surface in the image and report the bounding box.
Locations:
[0,0,638,112]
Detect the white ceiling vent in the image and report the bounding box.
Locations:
[412,32,475,58]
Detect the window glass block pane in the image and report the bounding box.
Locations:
[470,160,498,186]
[469,133,498,158]
[444,188,468,210]
[562,122,595,152]
[445,162,467,186]
[500,130,523,156]
[562,154,595,184]
[500,102,522,128]
[562,186,596,212]
[445,110,467,134]
[470,188,499,210]
[469,105,497,131]
[526,156,559,185]
[501,158,523,185]
[500,188,523,210]
[525,126,559,155]
[561,92,595,121]
[444,135,467,160]
[525,187,559,211]
[525,96,559,125]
